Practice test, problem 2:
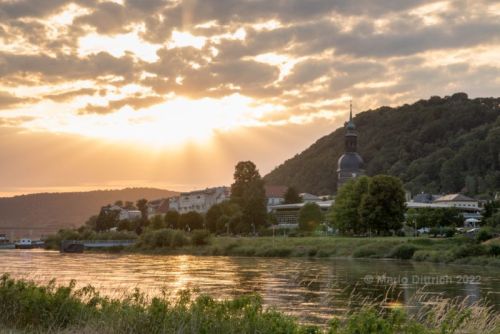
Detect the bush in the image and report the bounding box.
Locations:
[389,244,418,260]
[476,228,494,243]
[171,230,189,248]
[352,242,394,258]
[452,244,488,258]
[488,244,500,256]
[191,230,211,246]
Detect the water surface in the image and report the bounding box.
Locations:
[0,250,498,325]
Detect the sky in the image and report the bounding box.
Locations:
[0,0,499,196]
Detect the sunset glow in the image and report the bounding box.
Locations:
[1,0,499,195]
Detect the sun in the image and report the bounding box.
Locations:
[25,94,278,149]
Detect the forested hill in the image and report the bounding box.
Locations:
[0,188,177,230]
[264,93,500,196]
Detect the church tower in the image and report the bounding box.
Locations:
[337,101,364,191]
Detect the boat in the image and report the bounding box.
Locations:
[0,233,15,249]
[15,238,33,249]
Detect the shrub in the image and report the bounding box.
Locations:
[389,244,418,260]
[352,242,394,258]
[476,228,494,243]
[488,244,500,256]
[452,244,488,258]
[171,230,189,248]
[191,230,211,246]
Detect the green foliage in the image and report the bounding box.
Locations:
[95,206,120,231]
[476,228,494,243]
[329,176,369,234]
[205,201,242,233]
[178,211,204,230]
[360,175,406,235]
[44,228,137,250]
[230,161,267,231]
[136,198,148,220]
[2,276,495,334]
[139,228,189,249]
[164,209,180,228]
[330,175,405,236]
[150,215,165,230]
[298,202,323,231]
[389,244,418,260]
[191,229,211,246]
[264,94,500,196]
[412,208,463,228]
[284,186,302,204]
[352,242,396,258]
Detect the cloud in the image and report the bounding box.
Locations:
[78,95,165,114]
[0,91,36,110]
[44,88,97,102]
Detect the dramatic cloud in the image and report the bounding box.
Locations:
[0,0,499,194]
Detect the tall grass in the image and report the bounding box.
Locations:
[0,274,498,334]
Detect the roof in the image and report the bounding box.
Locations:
[434,194,476,202]
[270,200,334,210]
[265,185,288,198]
[337,152,364,171]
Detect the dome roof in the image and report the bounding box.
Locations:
[337,152,364,171]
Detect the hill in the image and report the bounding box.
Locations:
[0,188,178,235]
[264,93,500,196]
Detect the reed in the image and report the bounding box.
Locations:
[0,274,498,333]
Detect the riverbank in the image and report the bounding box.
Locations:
[0,275,498,333]
[45,229,500,266]
[130,234,500,266]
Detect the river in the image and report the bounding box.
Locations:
[0,249,499,325]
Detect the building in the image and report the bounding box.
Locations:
[265,185,288,210]
[300,193,321,203]
[433,193,479,210]
[337,102,364,191]
[406,193,482,221]
[170,186,230,214]
[270,201,333,228]
[147,198,170,218]
[103,205,142,221]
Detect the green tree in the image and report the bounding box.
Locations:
[329,176,369,234]
[164,210,180,228]
[360,175,406,235]
[230,161,267,232]
[298,202,323,232]
[284,186,302,204]
[205,201,241,233]
[95,206,120,231]
[136,199,148,221]
[178,211,204,231]
[117,219,132,231]
[150,215,165,230]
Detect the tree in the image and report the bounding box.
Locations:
[136,199,148,220]
[329,176,369,234]
[178,211,204,230]
[359,175,406,235]
[164,210,180,228]
[298,202,323,232]
[230,161,267,231]
[114,200,124,207]
[150,215,165,230]
[284,186,302,204]
[205,201,241,233]
[95,206,120,231]
[124,201,135,210]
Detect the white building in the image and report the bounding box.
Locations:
[104,205,142,221]
[265,185,288,211]
[170,187,230,214]
[432,193,479,210]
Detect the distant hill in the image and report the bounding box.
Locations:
[0,188,178,233]
[264,93,500,196]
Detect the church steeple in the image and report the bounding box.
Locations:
[345,100,357,152]
[337,99,365,192]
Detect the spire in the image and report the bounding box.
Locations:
[349,99,353,122]
[346,99,355,130]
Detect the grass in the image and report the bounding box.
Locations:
[46,228,500,267]
[0,275,498,334]
[127,234,500,266]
